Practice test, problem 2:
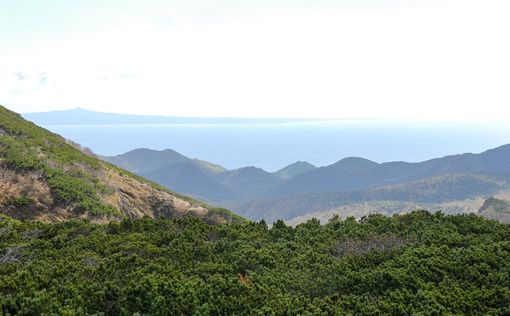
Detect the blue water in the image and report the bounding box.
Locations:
[40,120,510,171]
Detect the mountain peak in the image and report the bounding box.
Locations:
[274,161,316,180]
[333,157,379,169]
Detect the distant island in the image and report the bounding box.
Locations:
[22,107,328,125]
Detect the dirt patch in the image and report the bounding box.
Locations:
[0,167,53,219]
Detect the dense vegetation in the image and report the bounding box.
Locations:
[1,211,510,315]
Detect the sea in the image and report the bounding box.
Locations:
[38,119,510,172]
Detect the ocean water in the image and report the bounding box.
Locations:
[40,120,510,171]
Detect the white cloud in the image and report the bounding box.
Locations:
[1,0,509,119]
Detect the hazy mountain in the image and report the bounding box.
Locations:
[140,162,238,201]
[223,144,510,221]
[103,148,190,173]
[271,157,381,196]
[270,145,510,197]
[23,107,315,125]
[102,141,510,223]
[274,161,316,180]
[0,105,241,224]
[104,151,310,202]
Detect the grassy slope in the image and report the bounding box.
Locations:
[0,105,243,222]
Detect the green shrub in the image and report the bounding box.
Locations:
[1,211,510,315]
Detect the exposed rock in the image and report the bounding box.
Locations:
[102,169,208,220]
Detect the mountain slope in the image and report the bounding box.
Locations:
[213,166,283,199]
[0,105,241,224]
[140,162,238,201]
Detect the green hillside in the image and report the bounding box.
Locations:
[1,211,510,314]
[0,105,241,224]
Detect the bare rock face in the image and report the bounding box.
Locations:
[0,167,53,219]
[102,169,208,220]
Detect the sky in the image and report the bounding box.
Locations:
[1,0,509,119]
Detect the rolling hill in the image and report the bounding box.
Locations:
[0,105,241,224]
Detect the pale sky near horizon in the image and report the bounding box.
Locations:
[1,0,509,119]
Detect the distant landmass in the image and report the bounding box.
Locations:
[22,107,320,125]
[103,144,510,223]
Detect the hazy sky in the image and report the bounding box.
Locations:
[1,0,509,119]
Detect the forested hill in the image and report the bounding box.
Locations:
[1,211,510,314]
[0,105,240,224]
